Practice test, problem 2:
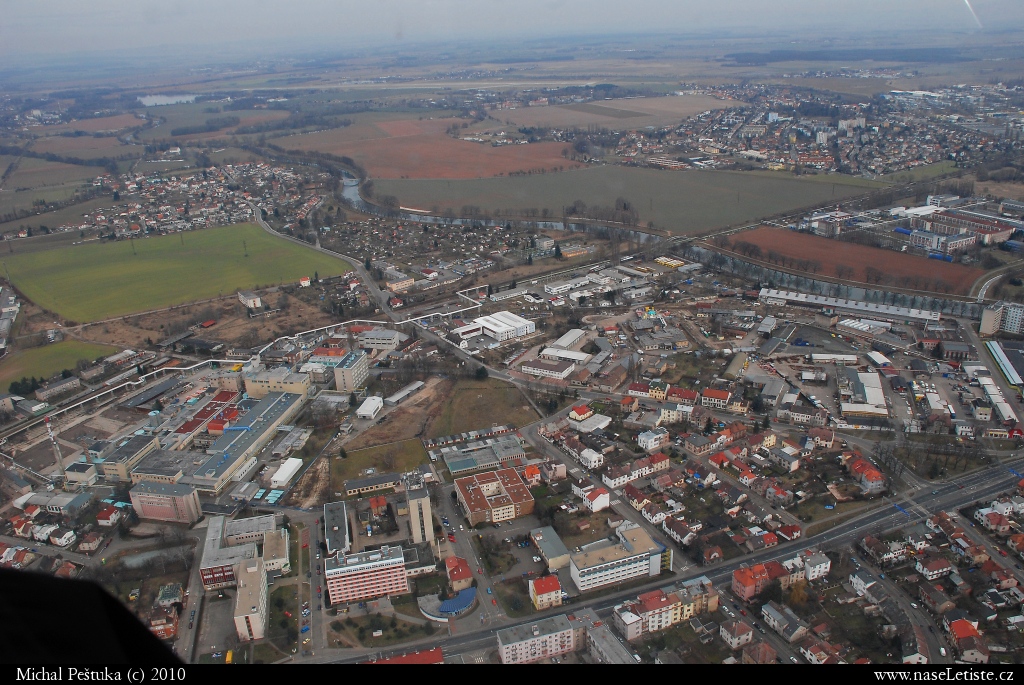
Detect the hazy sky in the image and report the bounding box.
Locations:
[2,0,1021,60]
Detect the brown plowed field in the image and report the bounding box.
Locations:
[733,227,985,295]
[283,117,582,179]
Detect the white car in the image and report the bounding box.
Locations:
[533,556,542,563]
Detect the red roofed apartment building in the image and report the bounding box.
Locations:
[529,574,563,610]
[701,388,732,410]
[732,564,772,602]
[455,468,535,526]
[667,387,699,406]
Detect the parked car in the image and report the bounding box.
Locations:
[301,626,310,634]
[284,611,292,618]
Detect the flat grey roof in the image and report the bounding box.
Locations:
[497,614,573,646]
[202,392,303,479]
[200,515,257,569]
[109,435,158,465]
[344,471,400,491]
[531,526,571,560]
[324,501,350,556]
[132,448,204,477]
[224,514,276,539]
[131,481,196,498]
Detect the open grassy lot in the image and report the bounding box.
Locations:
[375,167,876,234]
[425,377,538,437]
[880,160,957,183]
[0,340,116,391]
[330,613,437,648]
[4,223,351,322]
[331,438,429,492]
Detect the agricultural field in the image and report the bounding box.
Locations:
[729,226,985,295]
[425,377,538,438]
[0,197,114,239]
[137,103,290,142]
[488,93,735,129]
[375,167,876,234]
[44,114,145,134]
[283,117,580,179]
[0,340,116,391]
[4,156,99,188]
[31,135,142,161]
[3,223,351,322]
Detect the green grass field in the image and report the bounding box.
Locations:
[880,160,957,183]
[426,378,538,437]
[3,223,352,322]
[331,438,429,492]
[374,167,878,234]
[0,340,116,391]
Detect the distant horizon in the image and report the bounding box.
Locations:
[2,0,1023,74]
[2,24,1022,90]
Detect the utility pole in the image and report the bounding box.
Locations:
[44,416,66,489]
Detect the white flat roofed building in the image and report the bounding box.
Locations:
[544,277,592,295]
[521,359,575,380]
[539,348,591,364]
[358,329,407,351]
[759,288,940,322]
[233,558,268,642]
[334,351,369,392]
[570,524,667,592]
[474,311,535,341]
[270,457,303,489]
[262,528,291,574]
[243,367,310,399]
[497,614,577,664]
[356,396,384,419]
[324,545,409,605]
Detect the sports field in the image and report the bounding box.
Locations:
[0,340,117,391]
[4,223,352,322]
[375,167,877,234]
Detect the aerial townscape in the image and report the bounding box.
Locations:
[3,0,1024,669]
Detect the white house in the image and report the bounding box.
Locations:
[579,448,604,470]
[637,427,670,452]
[803,552,831,582]
[238,291,262,309]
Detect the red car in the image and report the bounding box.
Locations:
[492,598,497,606]
[284,611,292,618]
[448,533,456,542]
[1000,549,1008,557]
[477,567,483,575]
[317,585,321,594]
